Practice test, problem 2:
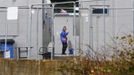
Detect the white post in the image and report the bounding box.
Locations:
[89,6,93,51]
[4,18,8,58]
[73,2,76,56]
[133,0,134,37]
[103,0,106,51]
[28,5,32,59]
[36,8,39,60]
[51,4,55,60]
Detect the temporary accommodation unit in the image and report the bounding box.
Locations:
[79,0,134,58]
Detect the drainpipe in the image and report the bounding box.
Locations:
[42,0,45,23]
[133,0,134,37]
[42,0,45,52]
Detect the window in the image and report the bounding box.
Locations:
[92,8,108,14]
[91,5,109,15]
[51,0,79,14]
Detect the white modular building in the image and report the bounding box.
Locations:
[0,0,133,59]
[79,0,134,57]
[0,0,79,59]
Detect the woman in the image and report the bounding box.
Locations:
[60,26,69,55]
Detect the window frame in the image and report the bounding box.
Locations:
[90,5,110,16]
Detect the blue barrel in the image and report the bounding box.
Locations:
[0,39,15,58]
[69,48,74,55]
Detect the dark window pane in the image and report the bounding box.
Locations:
[92,8,108,14]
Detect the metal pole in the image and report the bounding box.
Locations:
[26,8,29,54]
[112,0,117,51]
[28,5,32,59]
[132,0,134,37]
[33,1,75,6]
[112,0,115,38]
[51,4,55,60]
[32,0,100,6]
[42,0,45,27]
[89,7,93,50]
[73,2,76,56]
[79,1,84,55]
[103,0,106,50]
[96,16,99,51]
[42,0,45,60]
[4,13,8,58]
[36,8,39,60]
[17,9,20,36]
[78,2,81,55]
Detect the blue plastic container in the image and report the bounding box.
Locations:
[69,48,74,55]
[0,39,15,58]
[0,44,14,58]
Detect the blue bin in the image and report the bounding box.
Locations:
[69,48,74,55]
[0,39,15,58]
